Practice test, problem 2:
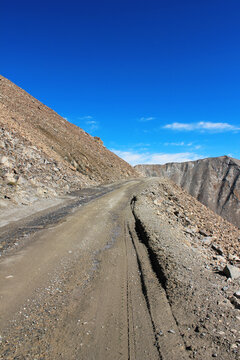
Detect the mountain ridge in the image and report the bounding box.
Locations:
[135,155,240,228]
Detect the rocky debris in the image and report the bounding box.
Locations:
[0,75,138,205]
[135,156,240,228]
[229,296,240,310]
[201,237,212,246]
[132,178,240,359]
[223,265,240,280]
[138,178,240,265]
[234,291,240,299]
[0,126,91,205]
[212,244,224,256]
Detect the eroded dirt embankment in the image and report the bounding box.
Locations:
[131,179,240,360]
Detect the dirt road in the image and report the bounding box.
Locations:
[0,179,189,359]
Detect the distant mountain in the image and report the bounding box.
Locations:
[0,75,137,205]
[135,156,240,228]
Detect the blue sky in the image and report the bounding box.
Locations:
[1,0,240,165]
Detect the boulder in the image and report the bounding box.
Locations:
[223,265,240,279]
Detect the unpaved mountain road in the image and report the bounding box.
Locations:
[0,179,189,359]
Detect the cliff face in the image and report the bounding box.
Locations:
[0,75,138,205]
[135,156,240,228]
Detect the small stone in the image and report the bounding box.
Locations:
[199,229,210,236]
[212,353,217,357]
[223,265,240,279]
[228,254,240,262]
[234,291,240,299]
[168,329,175,334]
[201,237,212,246]
[229,296,240,309]
[0,156,9,165]
[212,244,223,256]
[222,286,228,291]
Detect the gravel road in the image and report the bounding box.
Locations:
[0,179,239,359]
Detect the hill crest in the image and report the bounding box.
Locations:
[0,75,137,205]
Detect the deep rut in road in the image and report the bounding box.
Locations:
[125,205,189,360]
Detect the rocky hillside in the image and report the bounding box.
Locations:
[135,156,240,228]
[0,75,137,205]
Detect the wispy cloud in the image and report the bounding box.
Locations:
[86,119,99,131]
[111,149,203,166]
[164,141,193,146]
[139,116,155,122]
[78,115,93,120]
[78,115,99,131]
[164,141,201,150]
[163,121,240,132]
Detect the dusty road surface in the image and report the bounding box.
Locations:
[0,179,189,360]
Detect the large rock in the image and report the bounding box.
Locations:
[223,264,240,279]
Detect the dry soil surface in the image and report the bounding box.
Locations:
[0,178,239,360]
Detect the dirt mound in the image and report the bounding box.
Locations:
[0,75,137,205]
[135,156,240,228]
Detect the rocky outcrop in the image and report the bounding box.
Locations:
[135,156,240,228]
[0,75,138,205]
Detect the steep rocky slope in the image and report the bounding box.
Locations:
[135,156,240,228]
[0,75,137,205]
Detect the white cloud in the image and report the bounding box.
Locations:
[78,115,93,120]
[112,150,145,164]
[164,141,193,146]
[163,121,240,132]
[149,153,202,164]
[86,120,97,125]
[111,149,203,166]
[164,142,202,149]
[139,116,155,122]
[86,119,99,131]
[78,116,99,131]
